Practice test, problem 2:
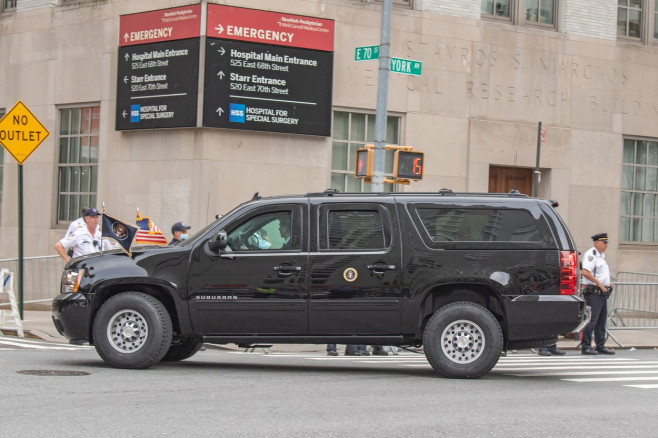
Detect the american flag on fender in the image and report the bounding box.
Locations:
[135,210,168,245]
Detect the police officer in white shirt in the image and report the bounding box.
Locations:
[580,232,615,355]
[54,208,111,262]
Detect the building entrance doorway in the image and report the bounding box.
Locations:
[488,166,533,195]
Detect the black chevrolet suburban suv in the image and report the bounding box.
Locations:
[52,189,589,378]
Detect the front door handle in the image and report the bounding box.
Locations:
[367,263,396,274]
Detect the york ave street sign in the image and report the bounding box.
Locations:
[0,101,50,165]
[390,57,421,76]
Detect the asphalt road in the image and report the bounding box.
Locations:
[2,338,658,437]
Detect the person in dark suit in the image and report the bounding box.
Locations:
[279,217,291,249]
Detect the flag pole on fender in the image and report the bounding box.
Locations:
[101,208,138,257]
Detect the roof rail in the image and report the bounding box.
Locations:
[305,188,341,197]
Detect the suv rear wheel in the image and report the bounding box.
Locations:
[424,301,503,378]
[92,292,173,369]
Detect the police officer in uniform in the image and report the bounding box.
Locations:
[580,232,615,355]
[54,208,111,262]
[169,221,191,246]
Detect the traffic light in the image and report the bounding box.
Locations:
[394,150,424,180]
[355,148,373,179]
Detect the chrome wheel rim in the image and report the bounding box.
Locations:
[107,309,148,353]
[441,319,485,364]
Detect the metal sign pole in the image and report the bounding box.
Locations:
[371,0,392,192]
[17,163,24,319]
[533,122,543,198]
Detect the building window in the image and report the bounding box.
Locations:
[330,111,400,192]
[2,0,17,12]
[654,1,658,38]
[620,138,658,243]
[374,0,413,7]
[57,106,100,223]
[525,0,555,25]
[618,0,643,38]
[482,0,557,28]
[482,0,511,19]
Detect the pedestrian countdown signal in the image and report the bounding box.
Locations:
[355,148,374,178]
[355,145,424,184]
[394,151,424,180]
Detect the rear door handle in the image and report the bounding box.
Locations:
[367,263,396,274]
[273,265,302,276]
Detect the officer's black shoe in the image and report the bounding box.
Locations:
[582,347,599,355]
[547,345,566,356]
[597,347,616,355]
[537,347,551,356]
[372,350,389,356]
[327,350,339,356]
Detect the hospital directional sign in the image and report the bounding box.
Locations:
[0,101,50,165]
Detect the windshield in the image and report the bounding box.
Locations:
[176,201,250,247]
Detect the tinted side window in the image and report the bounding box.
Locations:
[328,210,385,250]
[417,208,542,242]
[227,211,294,250]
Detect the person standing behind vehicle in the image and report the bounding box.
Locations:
[169,221,191,246]
[54,208,110,262]
[580,232,615,355]
[63,207,89,257]
[66,207,89,236]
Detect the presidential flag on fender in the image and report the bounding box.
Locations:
[101,213,138,256]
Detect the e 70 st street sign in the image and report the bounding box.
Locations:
[354,45,379,61]
[354,45,422,76]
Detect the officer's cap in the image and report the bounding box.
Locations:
[591,232,609,242]
[172,222,191,233]
[84,208,100,217]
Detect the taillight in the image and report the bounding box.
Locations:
[559,250,578,295]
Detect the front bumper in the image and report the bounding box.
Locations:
[51,293,93,343]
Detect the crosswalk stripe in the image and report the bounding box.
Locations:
[0,338,91,350]
[509,370,658,377]
[624,384,658,389]
[563,376,658,382]
[498,364,658,371]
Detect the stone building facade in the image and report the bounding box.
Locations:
[2,0,658,274]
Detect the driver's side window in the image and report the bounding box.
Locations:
[227,211,292,251]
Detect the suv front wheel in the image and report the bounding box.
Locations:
[424,301,503,378]
[92,292,173,369]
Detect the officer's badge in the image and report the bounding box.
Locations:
[343,267,358,282]
[588,255,593,261]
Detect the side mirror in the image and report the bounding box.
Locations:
[208,230,228,252]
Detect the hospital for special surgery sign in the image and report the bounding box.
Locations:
[0,101,50,165]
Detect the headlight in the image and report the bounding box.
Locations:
[61,269,83,293]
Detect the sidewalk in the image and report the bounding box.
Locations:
[2,310,657,352]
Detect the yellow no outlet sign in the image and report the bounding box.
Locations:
[0,101,50,165]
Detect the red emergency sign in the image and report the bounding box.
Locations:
[206,4,334,52]
[119,4,202,47]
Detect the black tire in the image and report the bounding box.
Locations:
[161,336,204,362]
[423,301,503,379]
[92,292,173,369]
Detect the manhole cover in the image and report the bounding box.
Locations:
[17,370,89,376]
